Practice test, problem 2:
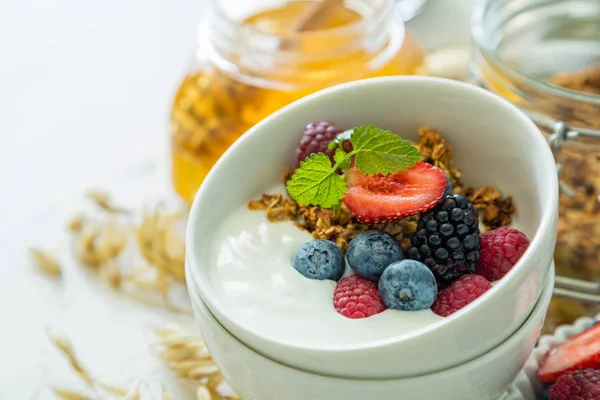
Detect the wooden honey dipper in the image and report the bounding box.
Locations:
[279,0,345,49]
[292,0,345,32]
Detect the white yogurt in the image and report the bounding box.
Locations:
[207,186,442,348]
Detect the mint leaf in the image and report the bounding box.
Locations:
[334,148,350,170]
[286,153,347,208]
[351,125,420,176]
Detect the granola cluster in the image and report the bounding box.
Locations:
[248,127,514,252]
[549,64,600,95]
[417,127,515,230]
[249,192,418,252]
[464,187,516,230]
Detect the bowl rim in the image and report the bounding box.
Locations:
[189,263,556,382]
[186,76,559,354]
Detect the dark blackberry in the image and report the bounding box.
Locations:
[407,194,481,283]
[295,121,349,167]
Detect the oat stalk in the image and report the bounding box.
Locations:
[87,189,130,214]
[51,388,89,400]
[30,248,62,277]
[152,324,239,399]
[46,328,93,386]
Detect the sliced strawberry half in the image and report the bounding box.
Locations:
[537,323,600,383]
[343,161,446,223]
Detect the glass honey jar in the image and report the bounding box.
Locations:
[170,0,427,203]
[471,0,600,332]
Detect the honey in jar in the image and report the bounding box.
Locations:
[170,0,426,203]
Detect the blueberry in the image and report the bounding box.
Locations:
[443,173,453,197]
[292,239,345,281]
[347,230,404,281]
[378,260,437,311]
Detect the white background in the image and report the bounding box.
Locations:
[0,0,478,398]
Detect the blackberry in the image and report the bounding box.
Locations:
[295,121,349,167]
[407,194,480,283]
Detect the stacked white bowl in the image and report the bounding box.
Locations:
[185,77,559,400]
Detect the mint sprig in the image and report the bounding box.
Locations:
[351,125,421,176]
[285,153,347,209]
[287,125,420,208]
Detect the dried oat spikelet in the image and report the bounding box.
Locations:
[128,267,157,289]
[103,218,128,257]
[51,388,89,400]
[136,210,186,284]
[30,248,62,277]
[46,328,93,386]
[154,324,217,379]
[87,189,129,214]
[154,324,183,339]
[162,389,176,400]
[99,259,122,289]
[74,221,127,269]
[46,328,76,359]
[161,345,199,362]
[75,225,102,267]
[188,364,220,379]
[67,215,84,232]
[152,324,241,399]
[205,374,224,394]
[196,385,212,400]
[95,379,127,397]
[171,360,211,376]
[122,386,140,400]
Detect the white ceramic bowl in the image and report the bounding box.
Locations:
[504,313,600,400]
[186,76,559,378]
[186,264,555,400]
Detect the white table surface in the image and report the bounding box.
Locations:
[0,0,479,398]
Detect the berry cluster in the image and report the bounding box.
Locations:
[290,121,530,319]
[536,322,600,400]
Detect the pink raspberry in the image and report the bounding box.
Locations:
[549,369,600,400]
[475,226,530,281]
[333,275,386,319]
[295,121,350,167]
[431,274,491,317]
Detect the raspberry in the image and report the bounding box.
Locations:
[431,274,491,317]
[407,194,481,283]
[549,369,600,400]
[333,275,386,319]
[295,121,346,167]
[475,226,530,281]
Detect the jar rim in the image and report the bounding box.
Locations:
[207,0,396,49]
[199,0,405,91]
[471,0,600,106]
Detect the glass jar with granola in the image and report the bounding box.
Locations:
[471,0,600,332]
[170,0,426,203]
